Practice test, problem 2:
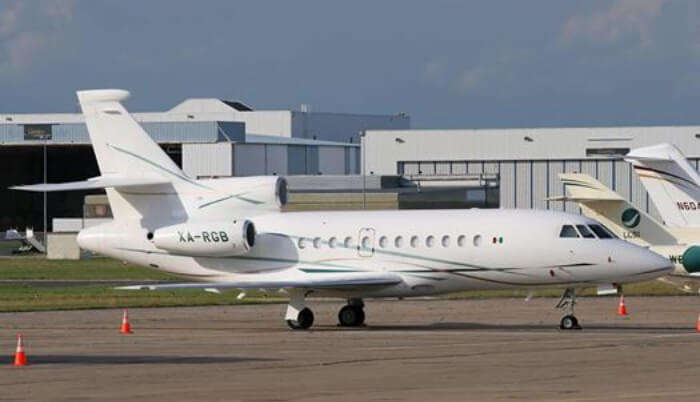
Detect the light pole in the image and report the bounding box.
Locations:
[360,130,366,210]
[43,137,47,250]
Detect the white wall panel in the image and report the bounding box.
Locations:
[533,161,548,210]
[597,160,613,189]
[614,160,631,201]
[182,143,232,178]
[516,161,531,208]
[435,162,451,175]
[500,161,515,209]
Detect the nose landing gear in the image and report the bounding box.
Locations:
[556,288,582,330]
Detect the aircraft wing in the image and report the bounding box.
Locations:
[116,270,403,291]
[10,175,169,192]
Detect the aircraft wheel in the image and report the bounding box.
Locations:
[287,308,314,330]
[560,315,581,330]
[338,305,365,327]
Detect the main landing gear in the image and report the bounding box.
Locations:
[338,299,365,327]
[556,287,582,330]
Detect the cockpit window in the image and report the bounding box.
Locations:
[559,225,579,238]
[576,225,595,238]
[588,224,614,239]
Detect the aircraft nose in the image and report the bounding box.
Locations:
[626,246,674,279]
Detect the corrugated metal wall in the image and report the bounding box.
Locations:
[399,157,700,220]
[489,158,700,220]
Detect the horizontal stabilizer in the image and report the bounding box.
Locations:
[117,270,402,291]
[11,175,169,192]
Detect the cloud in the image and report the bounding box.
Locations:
[560,0,668,46]
[0,0,75,75]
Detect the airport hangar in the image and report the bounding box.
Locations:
[5,94,700,234]
[0,98,409,232]
[364,126,700,222]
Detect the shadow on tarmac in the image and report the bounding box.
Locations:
[314,322,693,332]
[6,355,276,365]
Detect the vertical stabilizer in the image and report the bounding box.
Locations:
[77,90,182,180]
[555,173,678,246]
[626,143,700,228]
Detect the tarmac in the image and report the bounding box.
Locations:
[1,296,700,401]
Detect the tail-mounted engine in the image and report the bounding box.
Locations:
[151,220,256,257]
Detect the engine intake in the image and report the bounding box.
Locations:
[152,220,255,257]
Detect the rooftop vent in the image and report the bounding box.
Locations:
[221,100,254,112]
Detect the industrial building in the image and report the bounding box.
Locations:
[0,98,409,231]
[364,126,700,221]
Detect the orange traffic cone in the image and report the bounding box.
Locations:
[617,294,628,316]
[120,309,133,334]
[695,314,700,332]
[13,333,27,366]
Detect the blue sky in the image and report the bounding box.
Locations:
[1,0,699,128]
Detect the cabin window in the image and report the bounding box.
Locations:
[576,225,595,239]
[426,235,435,248]
[559,225,580,238]
[344,236,353,248]
[473,234,482,247]
[378,236,388,248]
[457,235,466,247]
[588,224,614,239]
[441,235,450,247]
[313,237,321,248]
[395,236,404,248]
[328,237,337,248]
[298,238,307,249]
[361,236,371,249]
[410,236,419,248]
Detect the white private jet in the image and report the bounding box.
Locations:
[11,90,672,330]
[550,143,700,291]
[551,173,693,289]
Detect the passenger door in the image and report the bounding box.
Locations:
[357,228,375,257]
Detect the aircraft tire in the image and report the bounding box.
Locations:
[338,305,365,327]
[287,308,314,330]
[560,315,581,330]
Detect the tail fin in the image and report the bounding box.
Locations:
[552,173,678,246]
[626,143,700,228]
[77,90,183,181]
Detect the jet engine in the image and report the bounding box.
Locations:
[151,220,256,257]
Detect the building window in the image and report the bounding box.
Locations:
[585,148,630,157]
[24,124,52,140]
